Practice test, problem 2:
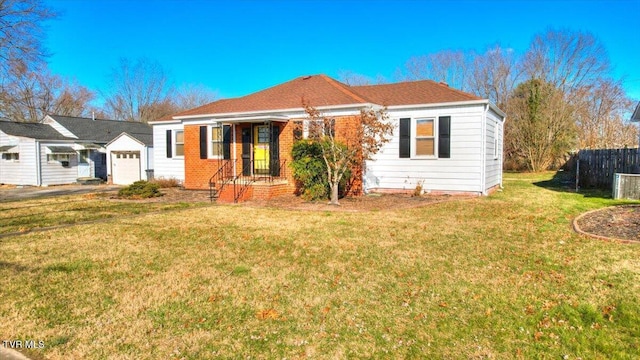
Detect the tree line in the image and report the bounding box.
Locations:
[1,0,637,172]
[342,30,637,171]
[0,0,216,124]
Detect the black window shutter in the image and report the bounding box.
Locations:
[199,126,207,159]
[166,129,172,158]
[399,118,410,158]
[223,125,231,160]
[438,116,451,158]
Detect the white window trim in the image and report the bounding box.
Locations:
[47,153,71,164]
[208,124,223,159]
[174,130,184,158]
[1,152,19,162]
[411,117,438,159]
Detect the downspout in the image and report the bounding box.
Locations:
[35,140,42,186]
[500,115,506,189]
[480,104,488,195]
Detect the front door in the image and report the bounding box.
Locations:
[242,128,251,176]
[254,125,270,175]
[77,150,91,178]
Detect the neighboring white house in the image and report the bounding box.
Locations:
[0,115,153,186]
[150,75,505,199]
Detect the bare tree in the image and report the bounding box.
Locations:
[0,0,56,73]
[337,70,387,86]
[103,58,174,122]
[173,84,217,112]
[522,29,610,98]
[302,101,393,205]
[404,50,471,90]
[0,64,95,122]
[468,46,521,108]
[575,79,636,149]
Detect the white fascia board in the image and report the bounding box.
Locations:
[173,103,373,120]
[148,120,182,125]
[488,103,507,119]
[386,99,489,110]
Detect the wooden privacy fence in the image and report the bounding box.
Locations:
[577,148,640,189]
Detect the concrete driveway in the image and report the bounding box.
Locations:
[0,184,121,202]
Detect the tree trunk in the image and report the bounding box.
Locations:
[329,180,340,205]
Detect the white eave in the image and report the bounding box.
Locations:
[386,99,506,119]
[169,103,373,121]
[631,102,640,122]
[182,115,290,125]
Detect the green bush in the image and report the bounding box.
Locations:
[118,180,162,199]
[290,140,351,201]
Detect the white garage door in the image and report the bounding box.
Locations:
[112,151,141,185]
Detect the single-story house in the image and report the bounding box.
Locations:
[0,115,153,186]
[150,74,505,202]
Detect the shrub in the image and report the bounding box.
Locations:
[290,140,351,201]
[151,177,181,188]
[118,180,162,199]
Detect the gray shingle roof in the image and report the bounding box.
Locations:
[48,115,153,144]
[0,120,73,140]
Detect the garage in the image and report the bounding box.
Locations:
[111,151,141,185]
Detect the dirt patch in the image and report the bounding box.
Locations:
[105,187,211,203]
[243,193,472,212]
[574,205,640,242]
[108,188,471,211]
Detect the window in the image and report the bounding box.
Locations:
[210,125,223,157]
[175,130,184,157]
[414,118,435,156]
[299,119,335,140]
[1,153,19,161]
[47,154,70,162]
[399,116,451,159]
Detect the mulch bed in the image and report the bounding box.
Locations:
[575,205,640,242]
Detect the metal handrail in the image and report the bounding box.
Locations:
[209,159,235,202]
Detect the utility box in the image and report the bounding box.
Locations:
[613,173,640,200]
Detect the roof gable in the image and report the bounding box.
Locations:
[174,75,371,118]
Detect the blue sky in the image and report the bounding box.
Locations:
[44,0,640,102]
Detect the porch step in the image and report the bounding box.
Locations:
[77,177,104,185]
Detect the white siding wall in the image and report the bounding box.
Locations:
[40,142,79,185]
[484,109,503,191]
[365,104,486,194]
[106,135,149,180]
[152,123,184,181]
[0,132,38,185]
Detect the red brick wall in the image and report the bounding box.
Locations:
[183,124,226,190]
[183,118,363,196]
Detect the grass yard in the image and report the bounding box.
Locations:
[0,194,203,236]
[1,172,639,359]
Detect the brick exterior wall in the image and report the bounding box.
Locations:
[183,125,226,190]
[182,116,364,199]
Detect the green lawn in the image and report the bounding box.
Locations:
[1,172,639,359]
